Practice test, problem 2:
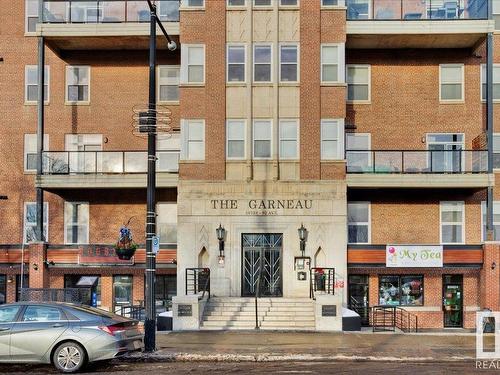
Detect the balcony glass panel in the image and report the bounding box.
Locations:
[96,152,123,173]
[124,152,147,173]
[157,151,180,172]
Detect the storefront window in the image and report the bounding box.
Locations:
[113,275,133,313]
[379,275,423,306]
[153,275,177,312]
[64,275,101,307]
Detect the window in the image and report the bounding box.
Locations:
[64,202,89,244]
[157,203,177,244]
[481,201,500,241]
[25,66,49,103]
[347,202,370,244]
[228,0,246,6]
[280,0,298,6]
[253,120,272,159]
[113,275,133,313]
[280,44,299,83]
[346,133,371,172]
[25,0,38,33]
[253,44,272,83]
[157,133,180,172]
[181,120,205,160]
[321,44,344,84]
[279,120,298,159]
[440,201,464,244]
[226,120,246,159]
[0,305,20,322]
[158,66,180,102]
[379,276,423,306]
[0,276,5,305]
[65,134,102,173]
[427,133,464,173]
[322,0,341,6]
[22,305,63,321]
[183,0,204,7]
[494,134,500,169]
[24,202,48,243]
[347,0,370,19]
[66,66,90,103]
[320,119,344,160]
[227,45,246,83]
[154,275,177,312]
[254,0,272,6]
[480,64,500,102]
[347,65,370,102]
[493,0,500,29]
[24,134,49,172]
[439,64,464,102]
[181,45,205,84]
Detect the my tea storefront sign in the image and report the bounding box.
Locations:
[386,245,443,268]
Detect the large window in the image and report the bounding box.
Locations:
[494,133,500,169]
[25,66,49,103]
[113,275,133,313]
[24,134,49,173]
[279,44,299,83]
[253,44,272,83]
[25,0,39,33]
[440,201,464,244]
[320,119,344,160]
[279,120,298,159]
[24,202,48,243]
[346,133,371,172]
[347,0,370,19]
[347,202,370,244]
[480,64,500,102]
[226,120,246,159]
[64,202,89,244]
[439,64,464,102]
[228,0,246,6]
[481,201,500,241]
[181,120,205,160]
[227,45,246,83]
[321,44,344,84]
[158,66,180,102]
[253,120,272,159]
[183,0,204,7]
[181,45,205,84]
[379,275,423,306]
[154,275,177,312]
[493,0,500,29]
[346,65,370,102]
[157,203,177,244]
[66,66,90,103]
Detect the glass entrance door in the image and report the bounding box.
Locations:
[242,234,283,297]
[348,275,369,326]
[443,275,463,328]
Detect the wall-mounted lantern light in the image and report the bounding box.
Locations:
[298,223,308,257]
[216,224,226,264]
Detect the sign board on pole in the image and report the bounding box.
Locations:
[152,235,160,255]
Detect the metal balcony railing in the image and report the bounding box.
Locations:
[42,150,180,175]
[346,150,488,174]
[42,0,180,24]
[346,0,487,20]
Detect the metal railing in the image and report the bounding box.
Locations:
[346,150,488,174]
[119,304,145,320]
[349,296,370,326]
[42,150,179,175]
[185,268,210,300]
[310,267,335,300]
[346,0,487,20]
[371,305,418,333]
[42,0,180,24]
[19,288,92,305]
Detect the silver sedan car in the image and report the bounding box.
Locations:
[0,302,144,373]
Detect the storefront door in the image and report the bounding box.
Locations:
[443,275,463,328]
[242,234,283,297]
[348,275,369,326]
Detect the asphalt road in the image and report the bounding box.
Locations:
[0,360,497,374]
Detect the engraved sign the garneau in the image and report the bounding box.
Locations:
[210,199,313,215]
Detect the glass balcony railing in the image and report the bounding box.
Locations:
[346,0,487,20]
[42,0,180,24]
[42,150,180,175]
[346,150,488,173]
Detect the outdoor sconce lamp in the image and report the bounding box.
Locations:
[492,262,497,270]
[216,224,226,263]
[7,276,13,284]
[298,223,308,257]
[32,263,39,271]
[44,260,55,267]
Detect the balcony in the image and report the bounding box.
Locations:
[346,150,492,188]
[346,0,493,49]
[37,0,180,51]
[36,150,179,189]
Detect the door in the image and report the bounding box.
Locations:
[242,234,283,297]
[348,275,370,326]
[10,305,68,361]
[427,134,464,173]
[0,305,22,360]
[443,275,463,328]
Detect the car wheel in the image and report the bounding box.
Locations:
[52,341,87,373]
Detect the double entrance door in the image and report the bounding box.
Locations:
[242,234,283,297]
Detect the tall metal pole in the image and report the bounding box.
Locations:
[144,3,157,353]
[36,0,45,242]
[487,0,494,240]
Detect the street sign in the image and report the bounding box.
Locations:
[152,235,160,255]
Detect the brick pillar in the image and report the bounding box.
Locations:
[481,242,500,311]
[28,242,49,288]
[6,278,16,303]
[132,274,144,306]
[101,276,113,312]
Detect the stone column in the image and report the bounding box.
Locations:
[481,242,500,311]
[28,242,48,289]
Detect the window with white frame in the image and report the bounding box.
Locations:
[322,0,341,6]
[279,120,298,159]
[439,64,464,102]
[226,120,246,159]
[346,133,371,172]
[183,0,204,7]
[227,45,246,83]
[321,44,344,84]
[24,202,48,243]
[440,201,464,244]
[253,120,272,159]
[480,64,500,101]
[254,0,272,6]
[26,0,39,33]
[181,120,205,160]
[481,201,500,241]
[64,202,89,244]
[347,65,370,102]
[157,203,177,244]
[158,66,180,102]
[181,45,205,84]
[24,134,49,173]
[228,0,246,6]
[348,202,370,244]
[254,44,272,83]
[494,133,500,169]
[493,0,500,29]
[25,66,49,103]
[280,0,298,6]
[320,119,344,160]
[280,44,299,83]
[66,66,90,103]
[347,0,370,19]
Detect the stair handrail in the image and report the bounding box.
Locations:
[395,306,419,333]
[310,267,335,300]
[185,267,211,300]
[254,255,264,329]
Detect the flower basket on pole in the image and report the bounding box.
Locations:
[114,226,138,261]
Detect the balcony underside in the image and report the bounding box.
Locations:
[346,20,494,48]
[346,173,493,188]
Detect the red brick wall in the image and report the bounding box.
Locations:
[28,242,48,288]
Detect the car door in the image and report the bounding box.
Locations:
[10,305,69,362]
[0,305,22,361]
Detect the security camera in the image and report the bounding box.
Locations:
[167,41,177,51]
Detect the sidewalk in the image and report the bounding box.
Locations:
[126,331,484,363]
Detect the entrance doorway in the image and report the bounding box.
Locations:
[443,275,463,328]
[348,275,370,326]
[242,234,283,297]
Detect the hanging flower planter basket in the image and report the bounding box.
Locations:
[115,226,138,260]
